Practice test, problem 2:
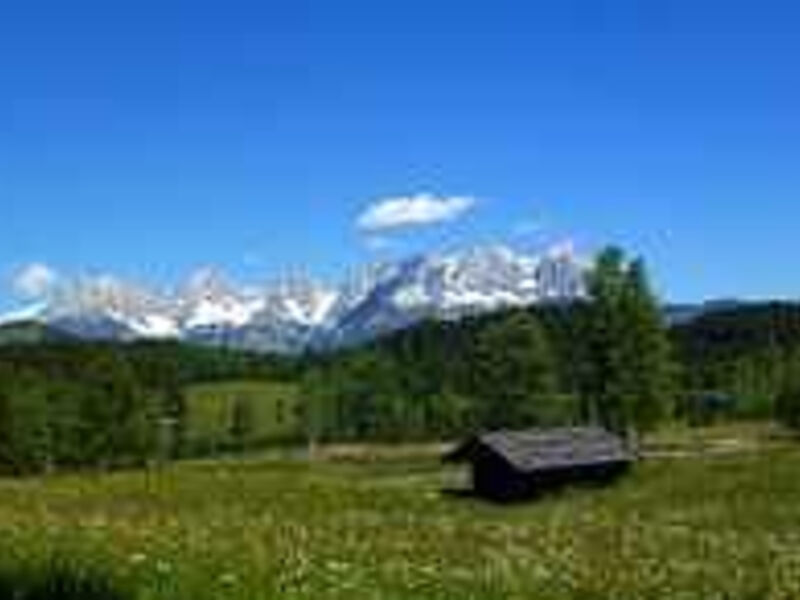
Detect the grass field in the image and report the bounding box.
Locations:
[184,380,301,452]
[1,439,800,599]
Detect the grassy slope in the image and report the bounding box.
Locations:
[185,380,301,450]
[1,448,799,599]
[0,321,73,345]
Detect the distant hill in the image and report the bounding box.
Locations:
[0,321,75,345]
[672,301,800,360]
[0,338,299,389]
[663,299,748,326]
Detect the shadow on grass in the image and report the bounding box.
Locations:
[0,565,129,600]
[441,487,480,500]
[442,471,631,505]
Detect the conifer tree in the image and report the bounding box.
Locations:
[619,258,675,438]
[581,247,674,442]
[581,247,629,432]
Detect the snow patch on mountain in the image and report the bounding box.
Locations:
[2,244,587,352]
[0,302,48,325]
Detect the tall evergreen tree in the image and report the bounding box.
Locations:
[619,258,675,437]
[581,247,629,432]
[581,247,674,442]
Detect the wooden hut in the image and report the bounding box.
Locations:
[444,427,633,501]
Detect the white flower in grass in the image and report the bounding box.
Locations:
[155,560,173,575]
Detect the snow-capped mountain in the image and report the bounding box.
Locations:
[178,267,264,331]
[39,275,179,340]
[0,245,586,353]
[325,244,583,348]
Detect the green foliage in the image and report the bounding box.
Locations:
[302,311,568,441]
[0,351,155,473]
[185,380,300,454]
[581,247,675,439]
[619,258,676,432]
[472,311,557,429]
[162,384,187,460]
[775,378,800,430]
[0,370,51,474]
[674,303,800,422]
[0,562,128,600]
[229,395,255,453]
[676,391,737,428]
[301,354,405,441]
[0,342,298,474]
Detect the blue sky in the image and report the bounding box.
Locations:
[2,0,799,307]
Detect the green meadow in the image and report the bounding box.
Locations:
[0,436,799,599]
[184,380,302,452]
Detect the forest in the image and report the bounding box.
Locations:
[2,247,800,474]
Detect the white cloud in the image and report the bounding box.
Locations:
[357,193,476,232]
[12,263,58,298]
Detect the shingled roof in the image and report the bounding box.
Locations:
[445,427,632,473]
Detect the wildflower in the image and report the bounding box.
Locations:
[155,560,173,575]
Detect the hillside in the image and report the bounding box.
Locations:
[0,321,75,345]
[672,301,800,360]
[185,380,302,453]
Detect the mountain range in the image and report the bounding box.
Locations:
[0,245,587,353]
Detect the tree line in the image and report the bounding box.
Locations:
[672,302,800,425]
[0,342,295,474]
